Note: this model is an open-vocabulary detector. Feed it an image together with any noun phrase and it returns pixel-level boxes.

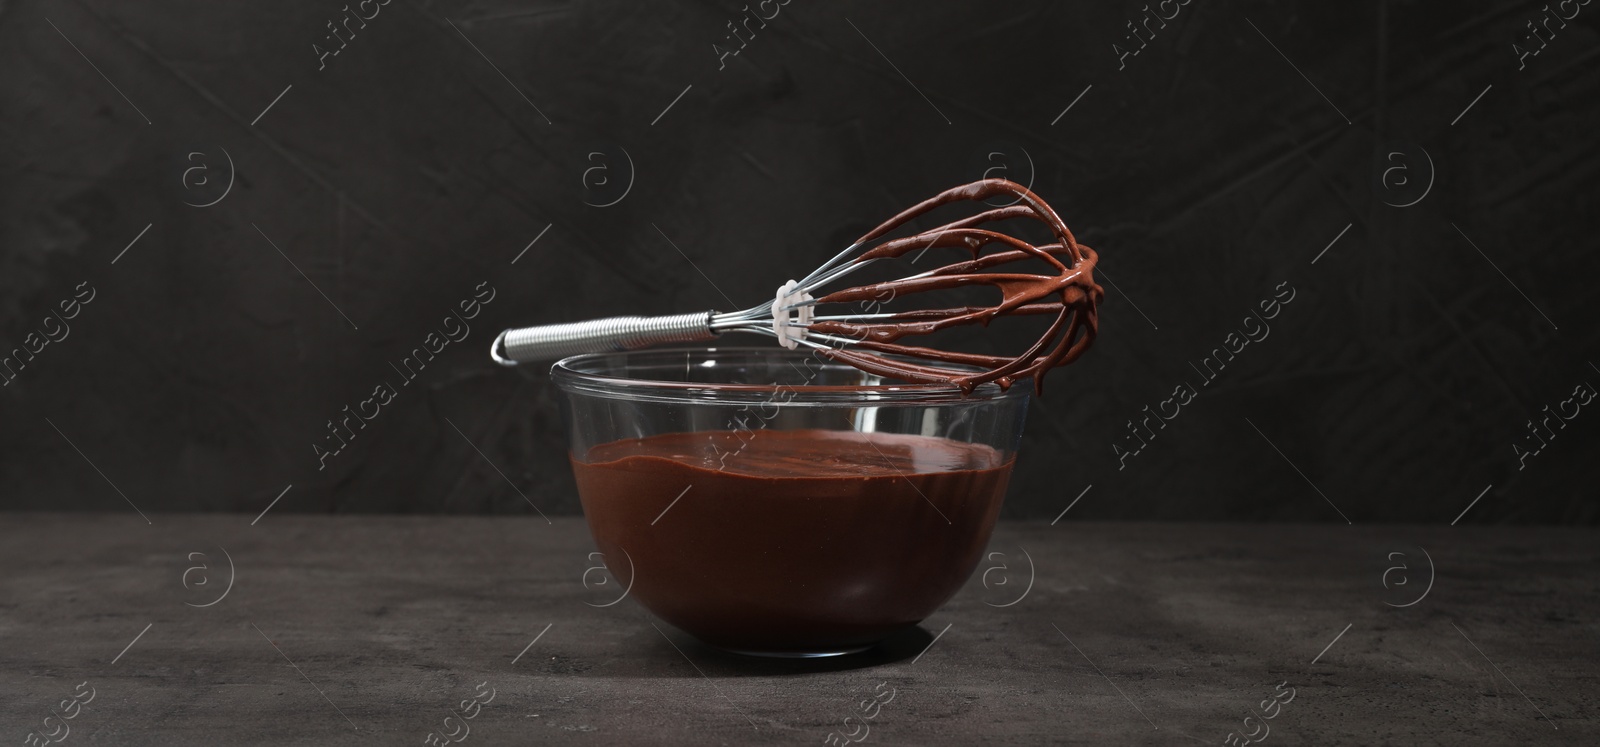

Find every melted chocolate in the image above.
[811,179,1103,394]
[572,429,1013,654]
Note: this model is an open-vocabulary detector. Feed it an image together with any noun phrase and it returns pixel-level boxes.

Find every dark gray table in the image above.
[1,515,1593,745]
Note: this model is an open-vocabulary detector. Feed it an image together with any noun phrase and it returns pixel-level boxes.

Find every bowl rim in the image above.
[549,346,1034,405]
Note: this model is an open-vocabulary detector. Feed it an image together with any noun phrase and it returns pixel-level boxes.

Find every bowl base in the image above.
[716,644,873,659]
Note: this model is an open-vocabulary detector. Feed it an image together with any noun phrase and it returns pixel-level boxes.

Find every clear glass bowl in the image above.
[553,346,1030,657]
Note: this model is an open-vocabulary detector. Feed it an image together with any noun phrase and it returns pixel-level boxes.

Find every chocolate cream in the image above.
[572,429,1013,654]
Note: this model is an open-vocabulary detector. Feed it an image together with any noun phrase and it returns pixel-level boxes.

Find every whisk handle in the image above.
[490,311,719,365]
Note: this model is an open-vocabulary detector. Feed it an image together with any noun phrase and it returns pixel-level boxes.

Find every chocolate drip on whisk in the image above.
[791,179,1102,393]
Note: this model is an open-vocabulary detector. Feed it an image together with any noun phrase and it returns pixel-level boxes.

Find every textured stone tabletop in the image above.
[1,515,1594,745]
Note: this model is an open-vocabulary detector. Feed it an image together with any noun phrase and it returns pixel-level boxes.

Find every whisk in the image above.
[490,178,1103,392]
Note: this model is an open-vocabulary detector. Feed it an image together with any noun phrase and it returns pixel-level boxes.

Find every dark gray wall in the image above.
[2,0,1596,522]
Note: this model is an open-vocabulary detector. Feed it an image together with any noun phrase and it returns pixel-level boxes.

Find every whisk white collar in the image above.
[772,280,814,350]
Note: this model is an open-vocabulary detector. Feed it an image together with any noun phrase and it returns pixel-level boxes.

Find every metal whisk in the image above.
[490,179,1103,392]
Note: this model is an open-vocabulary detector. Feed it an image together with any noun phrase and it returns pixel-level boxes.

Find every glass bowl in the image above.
[553,346,1030,657]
